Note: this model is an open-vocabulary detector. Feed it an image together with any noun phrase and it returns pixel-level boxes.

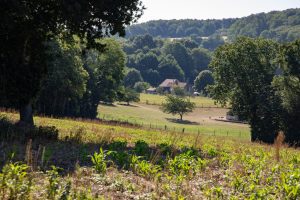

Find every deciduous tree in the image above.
[0,0,144,125]
[161,95,195,121]
[210,37,281,143]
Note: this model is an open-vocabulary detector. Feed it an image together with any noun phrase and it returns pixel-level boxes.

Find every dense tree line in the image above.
[0,0,144,125]
[36,37,126,118]
[210,37,300,145]
[122,34,212,87]
[126,8,300,42]
[126,19,236,38]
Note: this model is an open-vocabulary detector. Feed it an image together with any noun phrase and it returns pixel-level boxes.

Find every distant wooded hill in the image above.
[126,8,300,42]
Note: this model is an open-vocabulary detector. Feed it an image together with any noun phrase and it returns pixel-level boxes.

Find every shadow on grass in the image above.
[0,115,199,174]
[99,102,116,107]
[117,103,139,107]
[166,118,200,125]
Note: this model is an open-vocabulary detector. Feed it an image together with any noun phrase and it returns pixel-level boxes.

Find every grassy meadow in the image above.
[139,93,222,108]
[98,96,250,139]
[1,112,300,199]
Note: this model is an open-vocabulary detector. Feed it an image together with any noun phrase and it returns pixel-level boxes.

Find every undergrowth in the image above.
[0,113,300,199]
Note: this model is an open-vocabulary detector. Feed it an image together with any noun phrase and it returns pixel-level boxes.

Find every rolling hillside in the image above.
[126,8,300,42]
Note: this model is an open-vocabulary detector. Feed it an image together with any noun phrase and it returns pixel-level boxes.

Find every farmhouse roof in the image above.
[159,79,187,88]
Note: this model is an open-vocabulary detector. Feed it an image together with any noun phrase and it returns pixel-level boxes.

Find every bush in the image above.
[134,82,150,93]
[161,95,195,120]
[89,148,109,175]
[0,162,32,199]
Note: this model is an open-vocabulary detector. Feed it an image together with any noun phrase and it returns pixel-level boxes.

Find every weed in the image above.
[130,155,161,179]
[109,140,127,151]
[134,140,150,156]
[89,148,109,175]
[47,165,62,200]
[274,131,285,162]
[0,162,32,200]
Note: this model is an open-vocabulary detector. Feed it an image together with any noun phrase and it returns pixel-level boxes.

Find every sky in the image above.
[138,0,300,23]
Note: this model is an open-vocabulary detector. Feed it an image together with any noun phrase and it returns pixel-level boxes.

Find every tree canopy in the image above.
[273,39,300,144]
[161,95,195,121]
[210,37,281,143]
[0,0,144,125]
[126,8,300,42]
[194,70,214,96]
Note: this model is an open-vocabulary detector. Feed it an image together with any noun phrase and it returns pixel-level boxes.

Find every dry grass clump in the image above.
[274,131,285,162]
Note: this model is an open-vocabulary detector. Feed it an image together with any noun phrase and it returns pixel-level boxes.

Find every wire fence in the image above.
[99,114,249,140]
[139,100,225,108]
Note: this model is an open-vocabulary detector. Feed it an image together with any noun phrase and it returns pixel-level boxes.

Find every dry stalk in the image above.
[274,131,285,162]
[25,139,33,169]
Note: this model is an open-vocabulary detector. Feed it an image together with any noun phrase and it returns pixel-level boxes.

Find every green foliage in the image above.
[119,88,140,105]
[126,8,300,42]
[126,19,235,38]
[161,95,195,120]
[109,140,128,152]
[133,140,150,156]
[0,162,32,200]
[135,52,159,72]
[36,36,88,117]
[47,166,62,200]
[130,155,161,179]
[89,148,109,175]
[193,70,214,96]
[171,86,186,97]
[168,151,206,177]
[158,55,185,82]
[36,37,127,118]
[86,38,126,104]
[273,39,300,144]
[108,140,130,169]
[134,82,150,93]
[0,0,144,125]
[210,37,282,143]
[191,48,211,73]
[1,113,300,198]
[202,35,225,51]
[163,42,194,81]
[124,68,143,88]
[228,9,300,42]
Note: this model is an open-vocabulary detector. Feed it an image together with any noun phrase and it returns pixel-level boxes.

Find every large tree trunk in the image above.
[20,103,34,126]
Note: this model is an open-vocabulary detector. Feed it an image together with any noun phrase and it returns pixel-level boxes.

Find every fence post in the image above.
[227,131,229,136]
[182,128,185,133]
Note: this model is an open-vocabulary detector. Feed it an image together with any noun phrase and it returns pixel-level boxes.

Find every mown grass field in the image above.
[1,112,300,199]
[98,102,250,139]
[139,93,223,108]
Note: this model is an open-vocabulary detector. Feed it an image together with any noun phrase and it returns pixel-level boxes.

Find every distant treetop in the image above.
[126,8,300,42]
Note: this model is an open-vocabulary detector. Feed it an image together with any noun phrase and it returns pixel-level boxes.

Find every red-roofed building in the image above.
[159,79,187,93]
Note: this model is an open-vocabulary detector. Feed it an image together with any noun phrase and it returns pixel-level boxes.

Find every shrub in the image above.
[133,140,150,156]
[89,148,109,175]
[0,162,32,199]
